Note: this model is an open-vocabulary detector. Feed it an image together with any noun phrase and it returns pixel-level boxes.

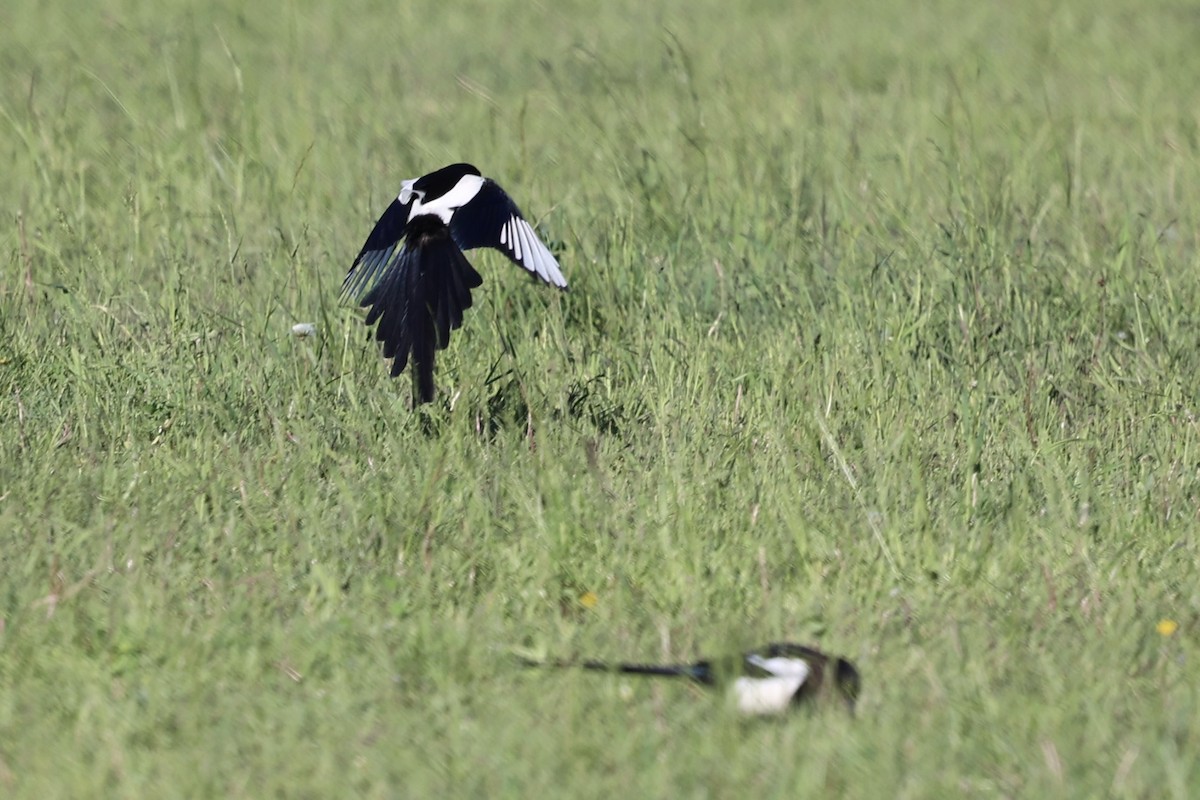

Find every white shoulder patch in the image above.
[747,655,812,678]
[398,178,418,205]
[409,174,486,225]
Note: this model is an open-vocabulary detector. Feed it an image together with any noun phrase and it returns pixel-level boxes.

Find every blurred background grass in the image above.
[2,0,1199,796]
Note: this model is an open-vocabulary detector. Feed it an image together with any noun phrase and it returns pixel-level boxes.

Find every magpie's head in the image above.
[402,163,482,204]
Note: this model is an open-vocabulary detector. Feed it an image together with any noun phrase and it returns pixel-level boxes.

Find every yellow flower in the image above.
[1156,619,1178,637]
[579,591,599,609]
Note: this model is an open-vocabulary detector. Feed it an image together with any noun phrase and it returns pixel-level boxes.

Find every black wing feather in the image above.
[449,180,568,289]
[341,197,413,303]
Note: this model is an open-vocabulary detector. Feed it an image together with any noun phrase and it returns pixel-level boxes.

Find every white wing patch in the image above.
[500,215,567,288]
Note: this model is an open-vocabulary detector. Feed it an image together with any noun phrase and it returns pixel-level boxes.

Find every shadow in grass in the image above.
[560,374,648,436]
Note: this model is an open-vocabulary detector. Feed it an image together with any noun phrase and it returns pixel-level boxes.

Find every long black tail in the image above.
[360,223,483,404]
[522,656,715,685]
[580,659,715,683]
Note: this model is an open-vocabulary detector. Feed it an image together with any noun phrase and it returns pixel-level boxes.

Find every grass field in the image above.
[3,0,1200,796]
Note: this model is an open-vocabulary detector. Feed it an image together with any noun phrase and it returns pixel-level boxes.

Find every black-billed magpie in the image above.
[341,163,567,403]
[527,643,860,715]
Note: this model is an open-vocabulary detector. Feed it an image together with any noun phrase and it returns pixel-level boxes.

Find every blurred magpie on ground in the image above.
[341,163,567,403]
[526,642,860,715]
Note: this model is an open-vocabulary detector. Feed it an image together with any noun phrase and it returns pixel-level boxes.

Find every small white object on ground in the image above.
[291,323,316,338]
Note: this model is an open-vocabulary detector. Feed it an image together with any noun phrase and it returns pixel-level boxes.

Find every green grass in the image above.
[3,0,1200,795]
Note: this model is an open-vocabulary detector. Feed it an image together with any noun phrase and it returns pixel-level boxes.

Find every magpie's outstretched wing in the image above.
[449,180,568,289]
[340,196,414,303]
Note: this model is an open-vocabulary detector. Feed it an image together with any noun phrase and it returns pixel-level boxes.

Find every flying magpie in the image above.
[341,163,567,403]
[527,642,860,715]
